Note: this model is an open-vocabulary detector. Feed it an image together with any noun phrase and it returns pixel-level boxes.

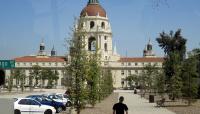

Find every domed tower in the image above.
[75,0,118,63]
[143,39,155,57]
[38,39,46,56]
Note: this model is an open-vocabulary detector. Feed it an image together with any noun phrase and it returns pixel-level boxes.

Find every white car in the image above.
[53,93,72,107]
[47,94,72,107]
[14,98,56,114]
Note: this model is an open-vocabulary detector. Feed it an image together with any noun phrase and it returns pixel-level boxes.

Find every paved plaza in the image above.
[115,90,175,114]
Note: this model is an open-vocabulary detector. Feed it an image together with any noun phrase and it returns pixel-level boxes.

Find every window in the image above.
[42,62,45,66]
[104,36,107,40]
[90,21,95,29]
[88,37,96,51]
[101,22,105,29]
[80,22,84,28]
[121,62,124,66]
[23,63,26,66]
[135,70,138,74]
[135,63,138,66]
[29,99,40,105]
[105,56,108,60]
[121,70,124,75]
[128,62,131,66]
[128,70,131,76]
[49,63,51,66]
[142,63,145,66]
[104,43,108,51]
[18,99,29,105]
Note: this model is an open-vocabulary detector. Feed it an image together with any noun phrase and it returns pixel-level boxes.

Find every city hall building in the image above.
[3,0,164,88]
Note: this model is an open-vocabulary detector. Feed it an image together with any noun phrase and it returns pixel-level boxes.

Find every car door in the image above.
[28,99,43,114]
[18,99,31,114]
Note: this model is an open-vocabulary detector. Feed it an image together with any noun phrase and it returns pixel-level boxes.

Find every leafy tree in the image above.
[13,69,26,92]
[138,64,158,94]
[100,69,113,99]
[66,25,88,114]
[156,29,187,100]
[46,70,59,88]
[8,70,14,92]
[154,70,165,97]
[167,52,183,100]
[86,52,101,107]
[125,74,138,89]
[188,48,200,98]
[30,65,41,88]
[181,56,198,105]
[156,29,187,80]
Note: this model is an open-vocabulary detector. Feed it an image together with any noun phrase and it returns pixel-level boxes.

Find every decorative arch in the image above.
[88,37,96,51]
[101,22,105,29]
[104,43,108,51]
[90,21,95,29]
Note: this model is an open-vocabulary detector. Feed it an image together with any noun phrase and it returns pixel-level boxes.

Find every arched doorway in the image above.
[88,37,96,51]
[0,69,5,86]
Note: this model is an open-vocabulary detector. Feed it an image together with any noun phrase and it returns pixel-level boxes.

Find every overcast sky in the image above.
[0,0,200,59]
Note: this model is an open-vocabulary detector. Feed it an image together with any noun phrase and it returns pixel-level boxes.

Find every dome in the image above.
[80,3,106,17]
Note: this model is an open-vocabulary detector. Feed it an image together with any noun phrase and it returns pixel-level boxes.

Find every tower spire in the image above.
[88,0,99,4]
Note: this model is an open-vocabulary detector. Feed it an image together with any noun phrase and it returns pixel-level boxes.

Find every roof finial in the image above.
[88,0,99,4]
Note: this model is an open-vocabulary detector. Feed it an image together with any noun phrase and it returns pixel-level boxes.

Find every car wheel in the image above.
[44,109,52,114]
[14,109,21,114]
[56,107,62,113]
[66,102,72,107]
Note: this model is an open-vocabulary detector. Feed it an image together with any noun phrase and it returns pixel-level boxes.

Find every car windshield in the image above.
[63,94,68,98]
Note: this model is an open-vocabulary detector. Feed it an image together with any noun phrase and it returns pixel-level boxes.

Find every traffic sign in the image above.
[0,60,15,69]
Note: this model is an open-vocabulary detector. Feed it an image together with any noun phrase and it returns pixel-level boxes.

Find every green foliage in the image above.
[181,57,198,105]
[156,29,187,100]
[125,74,138,89]
[138,64,159,93]
[67,26,88,114]
[40,69,59,88]
[86,52,101,107]
[13,69,26,92]
[188,48,200,98]
[30,65,41,88]
[8,70,14,92]
[156,29,187,80]
[100,69,113,98]
[154,70,165,96]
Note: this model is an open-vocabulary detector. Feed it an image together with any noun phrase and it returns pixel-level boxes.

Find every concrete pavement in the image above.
[115,90,176,114]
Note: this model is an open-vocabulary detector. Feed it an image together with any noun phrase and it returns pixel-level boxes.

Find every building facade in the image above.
[3,0,164,89]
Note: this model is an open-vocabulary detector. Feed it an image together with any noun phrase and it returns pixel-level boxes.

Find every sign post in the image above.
[0,60,15,69]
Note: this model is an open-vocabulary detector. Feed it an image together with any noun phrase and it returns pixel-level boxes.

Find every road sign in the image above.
[0,60,15,69]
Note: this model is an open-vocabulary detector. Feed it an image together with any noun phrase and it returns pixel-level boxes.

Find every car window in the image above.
[18,99,29,105]
[63,94,68,98]
[28,99,40,105]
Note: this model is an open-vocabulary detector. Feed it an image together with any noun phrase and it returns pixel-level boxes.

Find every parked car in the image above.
[44,94,71,107]
[26,95,66,113]
[14,98,56,114]
[52,93,72,107]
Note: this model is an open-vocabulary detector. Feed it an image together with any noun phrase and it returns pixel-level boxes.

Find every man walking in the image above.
[113,96,128,114]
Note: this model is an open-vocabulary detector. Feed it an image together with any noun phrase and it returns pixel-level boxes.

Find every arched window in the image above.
[104,43,108,51]
[88,37,96,51]
[101,22,105,29]
[90,21,95,29]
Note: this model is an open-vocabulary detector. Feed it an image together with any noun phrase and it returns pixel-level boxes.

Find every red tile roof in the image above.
[14,56,66,62]
[119,57,164,62]
[80,4,106,17]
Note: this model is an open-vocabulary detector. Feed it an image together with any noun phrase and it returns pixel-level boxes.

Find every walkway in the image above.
[115,90,176,114]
